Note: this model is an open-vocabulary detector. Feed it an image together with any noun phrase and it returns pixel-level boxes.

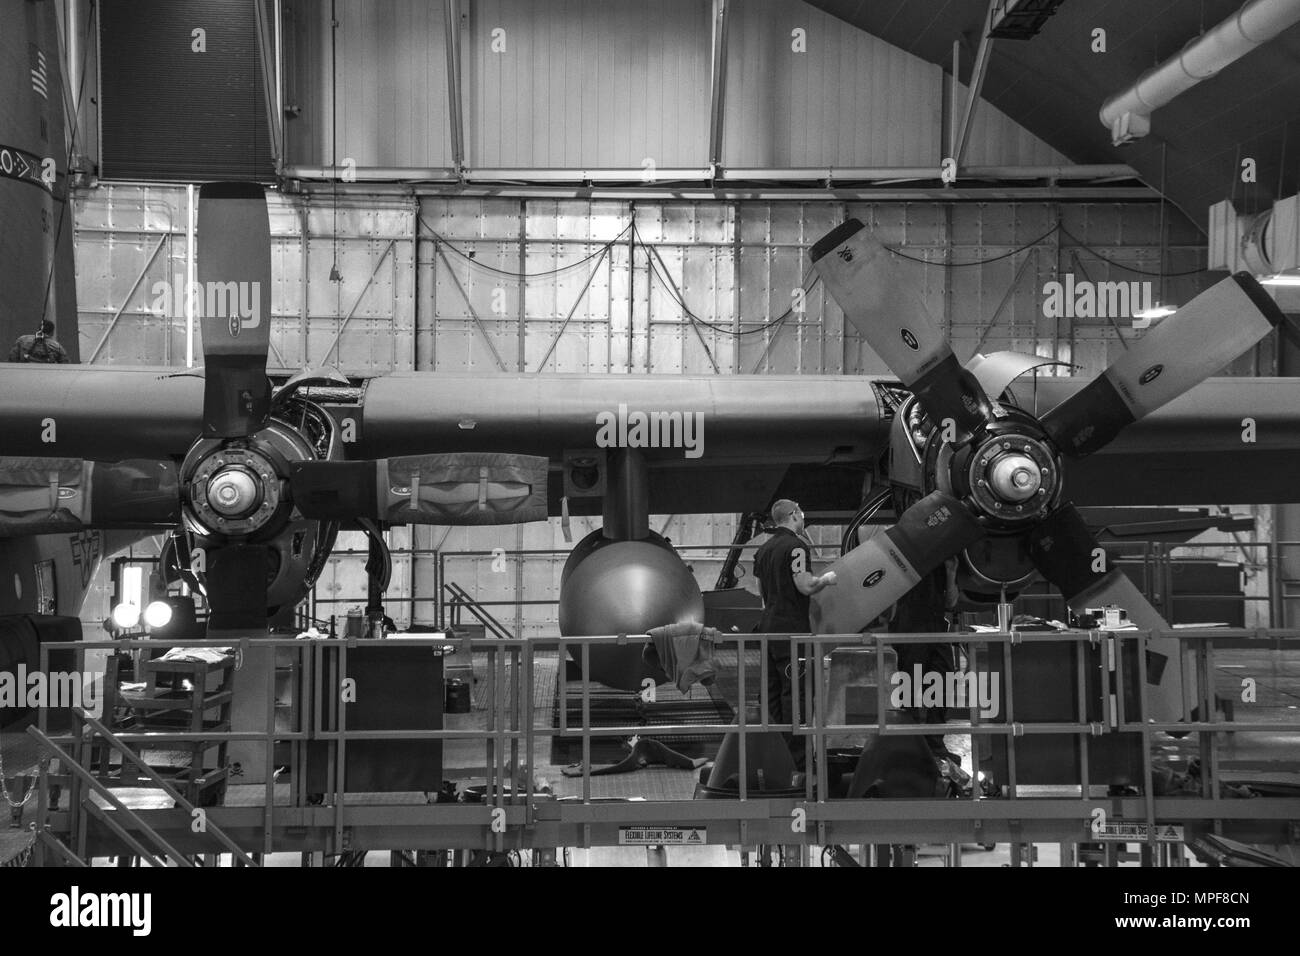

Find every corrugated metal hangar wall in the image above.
[77,191,1213,377]
[71,0,1269,633]
[282,0,1067,171]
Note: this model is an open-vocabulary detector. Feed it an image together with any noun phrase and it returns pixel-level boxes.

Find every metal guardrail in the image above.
[423,540,1300,630]
[21,627,1300,862]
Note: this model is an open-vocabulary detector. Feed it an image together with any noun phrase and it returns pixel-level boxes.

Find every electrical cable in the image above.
[1059,226,1209,277]
[419,216,630,278]
[634,223,818,336]
[840,487,894,557]
[640,238,722,368]
[885,223,1061,267]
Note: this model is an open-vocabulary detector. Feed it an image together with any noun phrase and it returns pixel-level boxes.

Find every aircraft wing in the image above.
[2,366,1299,512]
[0,366,890,516]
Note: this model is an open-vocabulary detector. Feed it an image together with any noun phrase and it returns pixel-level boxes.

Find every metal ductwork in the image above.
[1100,0,1300,145]
[1208,193,1300,274]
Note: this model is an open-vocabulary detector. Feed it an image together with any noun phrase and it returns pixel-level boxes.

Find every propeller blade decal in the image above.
[811,218,993,436]
[1028,503,1188,724]
[197,182,273,438]
[1042,273,1285,457]
[811,491,984,635]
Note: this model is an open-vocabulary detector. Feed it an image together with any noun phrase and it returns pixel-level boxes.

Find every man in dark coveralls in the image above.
[753,499,837,767]
[8,319,70,363]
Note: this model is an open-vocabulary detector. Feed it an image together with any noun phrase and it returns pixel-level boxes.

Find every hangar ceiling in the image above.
[807,0,1300,232]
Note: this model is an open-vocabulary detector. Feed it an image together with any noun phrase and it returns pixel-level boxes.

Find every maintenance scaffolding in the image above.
[13,626,1300,867]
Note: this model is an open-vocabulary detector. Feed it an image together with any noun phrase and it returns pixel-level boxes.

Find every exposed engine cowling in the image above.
[558,529,704,692]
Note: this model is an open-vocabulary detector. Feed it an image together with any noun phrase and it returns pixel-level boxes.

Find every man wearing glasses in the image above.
[753,500,837,768]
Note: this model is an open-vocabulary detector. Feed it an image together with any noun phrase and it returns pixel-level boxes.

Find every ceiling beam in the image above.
[707,0,731,171]
[283,163,1139,184]
[953,0,1001,166]
[287,181,1158,203]
[444,0,465,175]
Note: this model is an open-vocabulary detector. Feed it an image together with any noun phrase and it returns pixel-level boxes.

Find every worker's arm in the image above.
[789,545,837,596]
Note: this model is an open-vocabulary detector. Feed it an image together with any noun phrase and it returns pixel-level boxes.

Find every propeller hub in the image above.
[184,445,283,536]
[988,454,1041,502]
[957,425,1061,528]
[208,468,260,516]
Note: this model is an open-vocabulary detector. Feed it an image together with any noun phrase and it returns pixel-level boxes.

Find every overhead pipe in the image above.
[284,165,460,181]
[1100,0,1300,145]
[466,167,716,182]
[288,181,1157,203]
[282,163,1137,185]
[720,164,1139,181]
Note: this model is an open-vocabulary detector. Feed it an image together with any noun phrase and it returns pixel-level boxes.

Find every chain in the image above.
[0,739,45,810]
[2,840,34,868]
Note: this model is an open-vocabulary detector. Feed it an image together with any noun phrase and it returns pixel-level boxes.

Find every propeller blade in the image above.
[811,218,993,436]
[0,457,178,535]
[811,491,984,635]
[1027,503,1188,725]
[203,543,271,632]
[197,182,273,438]
[289,452,549,526]
[1042,273,1285,457]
